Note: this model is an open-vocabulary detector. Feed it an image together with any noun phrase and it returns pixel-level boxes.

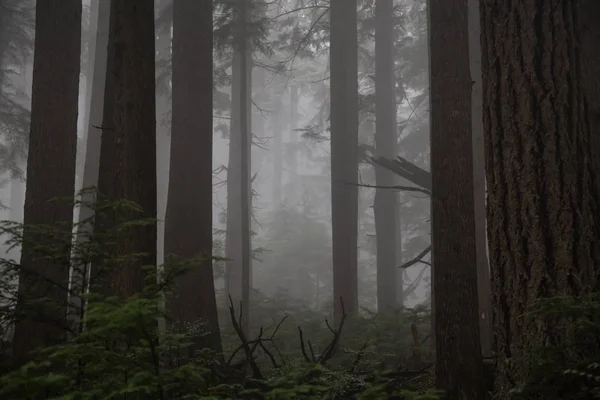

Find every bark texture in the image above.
[375,0,399,313]
[165,0,222,353]
[12,0,82,363]
[480,0,600,395]
[96,0,157,298]
[578,0,600,189]
[330,0,359,321]
[429,0,486,398]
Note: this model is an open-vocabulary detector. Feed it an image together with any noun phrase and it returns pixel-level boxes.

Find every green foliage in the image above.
[0,195,436,399]
[511,294,600,399]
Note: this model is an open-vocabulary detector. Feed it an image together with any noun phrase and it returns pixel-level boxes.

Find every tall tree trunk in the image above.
[226,0,252,333]
[467,0,492,358]
[578,0,600,187]
[480,1,600,396]
[69,0,111,330]
[165,0,222,354]
[374,0,398,313]
[288,85,299,181]
[12,0,82,364]
[156,0,172,272]
[155,0,172,335]
[271,105,283,206]
[429,0,486,397]
[330,0,359,321]
[95,0,157,298]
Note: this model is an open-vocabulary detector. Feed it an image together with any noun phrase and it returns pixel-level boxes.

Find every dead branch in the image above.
[298,326,311,363]
[226,314,288,371]
[228,296,263,379]
[296,297,348,366]
[398,245,432,269]
[349,340,369,373]
[370,156,431,191]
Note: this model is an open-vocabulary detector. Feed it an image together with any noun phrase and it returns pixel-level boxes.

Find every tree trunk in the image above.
[226,0,252,334]
[429,0,486,398]
[288,85,299,181]
[271,105,283,206]
[156,0,172,272]
[69,0,111,330]
[165,0,222,354]
[578,0,600,188]
[95,0,157,298]
[467,0,492,358]
[480,1,600,396]
[12,0,82,364]
[374,0,398,313]
[330,0,359,321]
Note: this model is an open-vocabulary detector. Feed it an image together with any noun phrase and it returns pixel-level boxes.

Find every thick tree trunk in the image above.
[374,0,398,313]
[330,0,359,321]
[96,0,157,298]
[69,0,111,330]
[165,0,222,354]
[480,1,600,396]
[226,0,252,333]
[429,0,486,398]
[578,0,600,188]
[12,0,82,363]
[467,0,492,358]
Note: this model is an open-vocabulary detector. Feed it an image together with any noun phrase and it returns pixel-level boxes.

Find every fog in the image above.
[0,0,431,315]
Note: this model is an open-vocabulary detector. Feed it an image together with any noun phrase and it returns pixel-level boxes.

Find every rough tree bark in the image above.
[375,0,398,313]
[578,0,600,187]
[95,0,157,298]
[429,0,486,398]
[12,0,82,363]
[165,0,222,354]
[330,0,359,321]
[480,1,600,396]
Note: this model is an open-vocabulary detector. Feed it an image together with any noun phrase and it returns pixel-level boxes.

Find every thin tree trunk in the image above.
[272,106,283,206]
[467,0,492,358]
[95,0,157,298]
[226,0,252,334]
[374,0,398,313]
[165,0,222,354]
[69,0,111,330]
[288,85,299,180]
[480,1,600,396]
[156,0,171,272]
[330,0,359,321]
[429,0,486,397]
[12,0,82,364]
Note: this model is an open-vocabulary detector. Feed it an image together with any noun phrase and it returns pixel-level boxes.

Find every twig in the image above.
[349,340,369,373]
[298,326,311,363]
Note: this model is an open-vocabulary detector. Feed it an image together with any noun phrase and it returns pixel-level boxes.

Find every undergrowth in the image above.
[0,194,438,399]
